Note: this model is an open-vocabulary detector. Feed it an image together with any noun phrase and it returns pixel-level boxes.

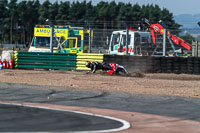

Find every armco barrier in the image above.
[76,53,104,70]
[14,51,77,70]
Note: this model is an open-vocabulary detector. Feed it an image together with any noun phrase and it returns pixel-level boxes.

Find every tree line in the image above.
[0,0,180,45]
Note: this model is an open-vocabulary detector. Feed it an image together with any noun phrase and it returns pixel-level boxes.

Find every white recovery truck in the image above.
[108,30,153,55]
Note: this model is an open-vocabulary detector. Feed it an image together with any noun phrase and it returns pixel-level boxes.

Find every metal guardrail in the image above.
[14,51,77,70]
[76,53,104,70]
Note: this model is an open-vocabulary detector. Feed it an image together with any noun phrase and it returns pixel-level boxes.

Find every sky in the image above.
[37,0,200,15]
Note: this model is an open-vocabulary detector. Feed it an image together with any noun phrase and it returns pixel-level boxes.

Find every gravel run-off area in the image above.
[0,69,200,98]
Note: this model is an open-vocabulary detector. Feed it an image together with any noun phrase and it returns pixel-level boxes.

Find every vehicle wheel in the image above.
[116,68,128,76]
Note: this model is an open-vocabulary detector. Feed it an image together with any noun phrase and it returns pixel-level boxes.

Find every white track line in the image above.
[0,101,131,133]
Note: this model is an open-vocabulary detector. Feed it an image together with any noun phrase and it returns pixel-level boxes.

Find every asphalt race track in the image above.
[0,104,127,132]
[0,82,200,132]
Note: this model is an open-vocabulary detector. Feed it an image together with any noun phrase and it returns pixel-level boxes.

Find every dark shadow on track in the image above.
[0,104,123,132]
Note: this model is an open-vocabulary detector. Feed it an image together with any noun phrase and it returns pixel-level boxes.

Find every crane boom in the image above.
[143,18,192,51]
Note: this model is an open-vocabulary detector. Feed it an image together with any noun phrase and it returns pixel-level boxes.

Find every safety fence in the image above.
[14,51,77,70]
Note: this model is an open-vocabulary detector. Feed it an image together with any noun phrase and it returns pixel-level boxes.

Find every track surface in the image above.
[0,103,125,132]
[0,82,200,132]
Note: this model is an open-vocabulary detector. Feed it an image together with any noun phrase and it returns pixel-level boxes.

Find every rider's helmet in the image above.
[85,61,91,68]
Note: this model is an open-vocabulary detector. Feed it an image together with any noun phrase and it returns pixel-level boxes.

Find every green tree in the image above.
[85,1,96,21]
[130,4,141,30]
[108,1,117,29]
[8,0,18,43]
[96,1,109,29]
[131,4,141,21]
[55,1,70,24]
[32,0,40,26]
[69,1,88,26]
[17,0,40,45]
[149,4,161,22]
[0,0,8,43]
[49,1,59,21]
[39,0,51,23]
[26,0,40,43]
[18,0,28,44]
[116,2,126,28]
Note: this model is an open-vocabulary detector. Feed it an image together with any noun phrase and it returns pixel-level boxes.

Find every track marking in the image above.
[0,101,130,133]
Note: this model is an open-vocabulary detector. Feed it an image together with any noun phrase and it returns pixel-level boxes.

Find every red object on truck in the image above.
[143,18,192,50]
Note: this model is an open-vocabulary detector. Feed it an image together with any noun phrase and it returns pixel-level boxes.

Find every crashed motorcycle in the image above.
[86,61,128,75]
[105,63,129,75]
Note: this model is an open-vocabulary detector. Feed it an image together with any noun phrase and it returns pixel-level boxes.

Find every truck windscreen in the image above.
[33,37,58,47]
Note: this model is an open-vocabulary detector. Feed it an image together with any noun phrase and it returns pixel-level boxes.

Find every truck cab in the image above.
[109,30,152,55]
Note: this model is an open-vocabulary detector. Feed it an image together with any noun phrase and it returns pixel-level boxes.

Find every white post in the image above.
[50,27,53,53]
[89,27,91,53]
[163,29,166,56]
[46,19,54,53]
[126,27,129,55]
